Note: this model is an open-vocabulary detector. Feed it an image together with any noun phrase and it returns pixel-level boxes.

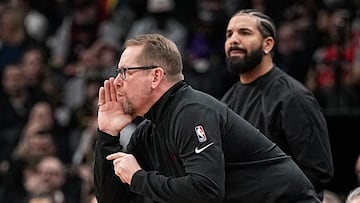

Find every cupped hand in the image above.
[97,78,133,136]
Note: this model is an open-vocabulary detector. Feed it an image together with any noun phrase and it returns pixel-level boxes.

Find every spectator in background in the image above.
[126,0,188,55]
[47,0,103,70]
[0,122,57,202]
[35,155,78,203]
[20,46,63,107]
[69,115,97,203]
[221,9,334,200]
[8,0,49,45]
[57,39,120,134]
[275,21,310,82]
[274,2,319,84]
[61,39,119,111]
[67,75,100,203]
[0,100,67,202]
[97,0,138,51]
[0,7,37,70]
[25,101,71,163]
[305,8,357,110]
[3,99,95,203]
[21,46,49,92]
[184,0,235,99]
[0,64,48,173]
[14,122,57,163]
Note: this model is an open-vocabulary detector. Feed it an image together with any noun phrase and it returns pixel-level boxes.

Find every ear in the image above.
[151,68,165,88]
[263,36,274,55]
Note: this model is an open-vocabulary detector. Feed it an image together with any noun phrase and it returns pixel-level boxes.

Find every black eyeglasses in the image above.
[115,65,158,80]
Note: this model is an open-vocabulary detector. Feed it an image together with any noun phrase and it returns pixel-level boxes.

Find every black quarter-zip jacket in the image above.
[94,81,320,203]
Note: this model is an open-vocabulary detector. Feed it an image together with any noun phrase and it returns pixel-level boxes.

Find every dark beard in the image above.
[226,46,263,74]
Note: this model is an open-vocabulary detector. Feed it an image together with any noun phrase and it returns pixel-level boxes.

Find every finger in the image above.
[98,87,105,106]
[104,80,111,102]
[109,78,117,102]
[106,152,127,160]
[114,165,125,183]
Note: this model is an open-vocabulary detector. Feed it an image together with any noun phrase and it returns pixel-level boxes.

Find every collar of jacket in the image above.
[144,80,188,125]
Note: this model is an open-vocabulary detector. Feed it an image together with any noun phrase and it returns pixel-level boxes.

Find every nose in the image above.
[228,33,240,46]
[113,74,123,86]
[225,33,240,55]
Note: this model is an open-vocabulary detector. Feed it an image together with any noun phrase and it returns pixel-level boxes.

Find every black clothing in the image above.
[221,67,334,196]
[94,81,320,203]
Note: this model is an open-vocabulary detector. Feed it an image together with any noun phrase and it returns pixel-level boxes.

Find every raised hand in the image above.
[97,78,133,136]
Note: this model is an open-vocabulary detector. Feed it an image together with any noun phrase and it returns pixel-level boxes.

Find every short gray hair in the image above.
[124,33,184,81]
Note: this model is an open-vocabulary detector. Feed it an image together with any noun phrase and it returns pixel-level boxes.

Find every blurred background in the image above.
[0,0,359,202]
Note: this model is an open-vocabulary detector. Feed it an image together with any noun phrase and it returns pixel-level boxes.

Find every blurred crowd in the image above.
[0,0,360,202]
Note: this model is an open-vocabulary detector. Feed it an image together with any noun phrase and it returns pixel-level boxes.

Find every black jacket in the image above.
[94,81,320,203]
[221,67,334,195]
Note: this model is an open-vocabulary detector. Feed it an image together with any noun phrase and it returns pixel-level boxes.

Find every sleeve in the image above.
[94,130,135,203]
[282,91,334,191]
[129,104,225,203]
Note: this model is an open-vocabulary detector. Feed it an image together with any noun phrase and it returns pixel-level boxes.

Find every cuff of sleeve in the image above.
[97,129,123,150]
[129,169,145,193]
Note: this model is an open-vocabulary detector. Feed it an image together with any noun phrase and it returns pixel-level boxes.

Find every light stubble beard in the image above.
[122,100,135,116]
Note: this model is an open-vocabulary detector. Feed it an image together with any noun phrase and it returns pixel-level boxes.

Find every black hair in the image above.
[234,9,277,41]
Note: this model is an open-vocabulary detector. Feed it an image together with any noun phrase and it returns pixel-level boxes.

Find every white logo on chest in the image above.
[195,143,214,154]
[195,125,207,142]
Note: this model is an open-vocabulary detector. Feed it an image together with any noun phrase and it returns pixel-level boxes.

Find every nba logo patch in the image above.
[195,125,207,142]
